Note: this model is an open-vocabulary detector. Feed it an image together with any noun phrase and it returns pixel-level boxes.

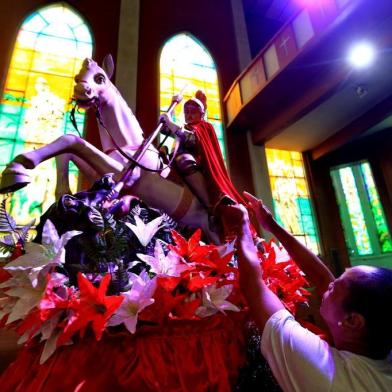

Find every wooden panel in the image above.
[275,24,298,69]
[226,83,242,124]
[240,56,266,104]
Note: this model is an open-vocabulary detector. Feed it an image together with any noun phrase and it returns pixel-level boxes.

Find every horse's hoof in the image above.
[0,162,31,193]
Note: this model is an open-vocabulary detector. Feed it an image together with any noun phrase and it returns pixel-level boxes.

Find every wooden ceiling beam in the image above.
[311,93,392,160]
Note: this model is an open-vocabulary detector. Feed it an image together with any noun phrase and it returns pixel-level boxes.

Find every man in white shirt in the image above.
[222,192,392,392]
[262,309,392,391]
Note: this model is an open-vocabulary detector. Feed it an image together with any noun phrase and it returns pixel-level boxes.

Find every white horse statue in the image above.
[0,57,219,243]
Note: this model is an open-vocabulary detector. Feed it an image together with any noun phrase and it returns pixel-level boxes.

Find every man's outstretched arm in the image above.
[222,204,284,331]
[243,192,334,297]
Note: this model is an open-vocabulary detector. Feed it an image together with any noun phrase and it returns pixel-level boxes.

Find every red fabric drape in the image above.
[1,313,246,392]
[191,121,244,207]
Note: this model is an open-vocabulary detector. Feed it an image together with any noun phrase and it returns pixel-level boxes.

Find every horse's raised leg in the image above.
[55,154,73,198]
[55,153,102,198]
[0,134,123,193]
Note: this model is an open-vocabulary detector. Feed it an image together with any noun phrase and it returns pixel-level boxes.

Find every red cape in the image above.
[191,121,244,207]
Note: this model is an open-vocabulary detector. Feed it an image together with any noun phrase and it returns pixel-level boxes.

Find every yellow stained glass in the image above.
[338,166,372,255]
[0,4,93,225]
[159,33,226,161]
[266,148,320,254]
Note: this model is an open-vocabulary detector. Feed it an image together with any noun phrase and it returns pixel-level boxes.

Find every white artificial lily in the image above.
[4,282,46,324]
[125,215,164,247]
[0,269,30,290]
[136,241,189,277]
[0,270,35,320]
[39,329,63,365]
[108,271,156,333]
[17,311,63,345]
[3,272,68,325]
[270,241,291,264]
[17,310,72,365]
[39,325,73,365]
[4,220,81,287]
[12,273,72,363]
[196,284,240,318]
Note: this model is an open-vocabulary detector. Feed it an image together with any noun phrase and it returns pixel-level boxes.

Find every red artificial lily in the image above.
[204,249,237,276]
[168,230,237,290]
[172,298,202,320]
[186,271,219,292]
[156,276,182,292]
[39,278,74,321]
[57,273,123,346]
[139,286,185,324]
[169,229,215,263]
[157,267,216,294]
[260,240,310,316]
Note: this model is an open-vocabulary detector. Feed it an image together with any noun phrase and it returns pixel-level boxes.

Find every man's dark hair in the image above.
[342,266,392,359]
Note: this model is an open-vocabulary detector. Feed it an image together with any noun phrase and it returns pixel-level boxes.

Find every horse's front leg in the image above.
[0,135,123,193]
[55,154,73,198]
[55,153,103,198]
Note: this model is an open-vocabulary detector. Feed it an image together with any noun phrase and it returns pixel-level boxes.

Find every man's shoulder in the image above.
[331,351,392,391]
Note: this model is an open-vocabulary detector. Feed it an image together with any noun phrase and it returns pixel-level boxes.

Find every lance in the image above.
[105,93,184,203]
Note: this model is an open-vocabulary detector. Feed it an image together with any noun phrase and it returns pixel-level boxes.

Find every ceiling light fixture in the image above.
[348,42,376,68]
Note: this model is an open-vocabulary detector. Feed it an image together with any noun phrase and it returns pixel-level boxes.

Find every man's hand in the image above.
[219,203,251,239]
[223,202,286,331]
[243,191,275,232]
[244,193,335,294]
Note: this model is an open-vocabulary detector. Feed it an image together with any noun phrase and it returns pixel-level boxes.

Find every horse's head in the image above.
[73,55,115,108]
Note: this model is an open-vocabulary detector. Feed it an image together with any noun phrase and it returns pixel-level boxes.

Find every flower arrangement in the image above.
[0,198,310,364]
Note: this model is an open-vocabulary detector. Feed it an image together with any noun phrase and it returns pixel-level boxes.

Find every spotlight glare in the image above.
[348,43,376,68]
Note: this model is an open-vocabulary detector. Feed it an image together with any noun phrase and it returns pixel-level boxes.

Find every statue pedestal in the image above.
[1,313,247,392]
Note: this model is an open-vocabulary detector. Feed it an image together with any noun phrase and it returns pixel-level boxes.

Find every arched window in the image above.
[159,33,226,161]
[330,161,392,268]
[0,3,93,224]
[265,148,320,254]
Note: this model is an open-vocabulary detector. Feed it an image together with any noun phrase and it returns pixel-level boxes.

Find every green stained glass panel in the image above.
[0,140,14,165]
[339,167,372,255]
[360,162,392,253]
[266,149,320,254]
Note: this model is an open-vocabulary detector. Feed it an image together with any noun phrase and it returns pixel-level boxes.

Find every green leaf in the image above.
[0,236,16,253]
[18,219,36,245]
[0,199,16,232]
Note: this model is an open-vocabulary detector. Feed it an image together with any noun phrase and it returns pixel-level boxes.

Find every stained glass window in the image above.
[360,162,392,253]
[159,33,226,161]
[331,161,392,263]
[265,148,320,254]
[0,4,93,225]
[338,167,372,255]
